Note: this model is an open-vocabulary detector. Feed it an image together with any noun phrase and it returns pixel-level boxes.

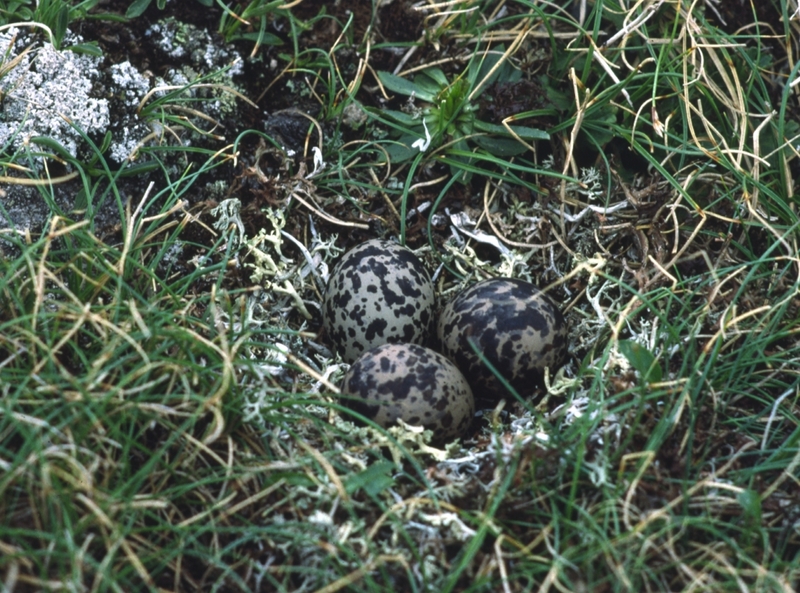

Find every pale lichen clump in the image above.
[145,17,243,76]
[0,21,246,171]
[145,18,244,119]
[0,28,155,167]
[0,28,109,162]
[107,60,153,162]
[205,196,347,429]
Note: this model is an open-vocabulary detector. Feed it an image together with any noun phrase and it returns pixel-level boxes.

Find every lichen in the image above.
[0,28,109,162]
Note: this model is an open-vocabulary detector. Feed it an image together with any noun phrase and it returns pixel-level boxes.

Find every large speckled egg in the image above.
[340,343,474,441]
[437,277,567,405]
[323,239,435,363]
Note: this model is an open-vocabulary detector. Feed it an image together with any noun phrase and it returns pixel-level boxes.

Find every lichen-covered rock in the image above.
[438,277,567,405]
[340,343,474,441]
[323,239,435,363]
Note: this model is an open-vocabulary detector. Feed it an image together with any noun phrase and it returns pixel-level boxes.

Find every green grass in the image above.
[1,0,799,591]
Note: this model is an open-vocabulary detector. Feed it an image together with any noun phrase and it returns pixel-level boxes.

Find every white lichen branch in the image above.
[412,118,432,152]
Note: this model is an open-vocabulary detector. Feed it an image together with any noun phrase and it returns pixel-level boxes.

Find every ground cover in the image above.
[0,0,799,591]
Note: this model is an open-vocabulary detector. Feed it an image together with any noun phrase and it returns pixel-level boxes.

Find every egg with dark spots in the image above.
[437,277,567,405]
[340,343,475,441]
[323,239,435,363]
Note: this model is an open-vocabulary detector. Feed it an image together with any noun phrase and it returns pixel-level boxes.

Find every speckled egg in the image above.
[340,343,475,441]
[437,277,567,405]
[323,239,435,363]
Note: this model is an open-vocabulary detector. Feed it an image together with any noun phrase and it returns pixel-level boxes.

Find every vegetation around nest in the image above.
[1,0,799,591]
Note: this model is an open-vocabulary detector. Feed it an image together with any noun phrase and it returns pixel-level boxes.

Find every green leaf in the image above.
[471,135,528,156]
[344,461,395,497]
[380,109,420,126]
[507,125,549,141]
[617,340,663,384]
[125,0,152,18]
[116,161,160,177]
[383,137,420,163]
[240,0,283,17]
[54,5,69,46]
[99,131,113,153]
[273,472,315,488]
[738,489,762,525]
[377,71,435,102]
[413,73,446,101]
[31,136,74,161]
[84,12,130,23]
[71,0,102,14]
[473,120,549,140]
[417,67,449,89]
[581,105,618,146]
[470,45,519,90]
[73,188,88,212]
[473,46,502,84]
[66,42,104,57]
[230,32,283,45]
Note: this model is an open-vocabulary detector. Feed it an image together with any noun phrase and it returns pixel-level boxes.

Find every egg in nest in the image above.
[323,239,435,363]
[339,343,475,441]
[437,277,567,405]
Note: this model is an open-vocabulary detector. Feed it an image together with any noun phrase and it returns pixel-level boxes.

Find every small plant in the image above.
[1,0,111,51]
[375,46,549,175]
[125,0,213,18]
[127,0,289,53]
[218,0,285,48]
[33,0,93,48]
